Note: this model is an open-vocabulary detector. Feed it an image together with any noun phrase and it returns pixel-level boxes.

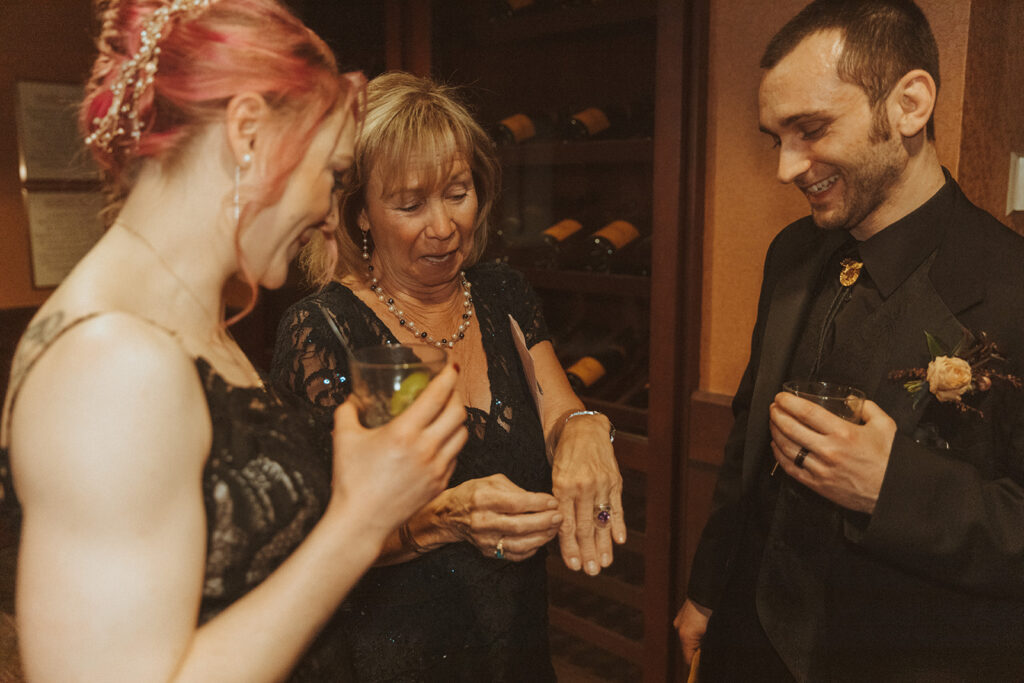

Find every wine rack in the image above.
[427,1,706,680]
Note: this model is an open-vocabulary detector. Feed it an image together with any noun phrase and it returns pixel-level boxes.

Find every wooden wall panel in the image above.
[681,391,731,583]
[958,0,1024,236]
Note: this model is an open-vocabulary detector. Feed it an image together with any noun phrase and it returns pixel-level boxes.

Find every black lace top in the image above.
[0,315,335,680]
[270,262,557,682]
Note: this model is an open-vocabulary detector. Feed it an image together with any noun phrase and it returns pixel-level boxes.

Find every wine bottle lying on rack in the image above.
[562,102,654,141]
[581,219,642,272]
[492,111,558,145]
[564,329,632,395]
[534,218,588,269]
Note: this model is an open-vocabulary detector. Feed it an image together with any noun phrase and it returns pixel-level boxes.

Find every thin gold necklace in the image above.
[116,221,265,389]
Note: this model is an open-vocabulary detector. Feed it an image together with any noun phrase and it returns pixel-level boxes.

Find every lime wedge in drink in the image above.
[389,371,431,417]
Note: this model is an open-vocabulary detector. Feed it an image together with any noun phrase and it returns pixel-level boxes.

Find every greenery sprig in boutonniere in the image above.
[889,330,1022,418]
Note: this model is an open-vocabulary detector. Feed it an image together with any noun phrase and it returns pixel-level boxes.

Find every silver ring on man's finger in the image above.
[794,447,810,469]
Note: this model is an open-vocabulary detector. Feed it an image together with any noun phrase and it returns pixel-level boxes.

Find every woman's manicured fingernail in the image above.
[586,561,598,575]
[570,557,581,571]
[601,553,610,566]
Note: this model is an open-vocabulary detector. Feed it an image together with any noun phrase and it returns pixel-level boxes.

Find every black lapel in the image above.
[928,188,986,318]
[741,229,848,486]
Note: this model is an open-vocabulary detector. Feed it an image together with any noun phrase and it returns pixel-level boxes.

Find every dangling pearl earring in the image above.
[235,154,252,226]
[362,230,371,262]
[234,165,241,226]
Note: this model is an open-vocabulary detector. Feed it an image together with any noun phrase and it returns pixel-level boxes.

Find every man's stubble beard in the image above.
[812,132,904,233]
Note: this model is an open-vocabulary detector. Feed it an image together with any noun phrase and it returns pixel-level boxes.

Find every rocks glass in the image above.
[350,344,447,427]
[783,380,866,423]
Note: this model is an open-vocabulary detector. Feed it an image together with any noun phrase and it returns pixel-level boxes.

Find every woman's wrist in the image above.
[562,409,615,443]
[393,491,461,555]
[318,496,392,565]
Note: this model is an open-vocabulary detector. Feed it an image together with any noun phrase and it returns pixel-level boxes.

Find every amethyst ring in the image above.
[595,503,612,527]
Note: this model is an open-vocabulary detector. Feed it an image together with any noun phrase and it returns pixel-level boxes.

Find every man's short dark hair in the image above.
[761,0,940,140]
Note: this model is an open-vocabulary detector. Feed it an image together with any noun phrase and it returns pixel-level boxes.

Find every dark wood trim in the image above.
[384,0,432,76]
[609,431,648,474]
[384,1,403,72]
[643,0,709,679]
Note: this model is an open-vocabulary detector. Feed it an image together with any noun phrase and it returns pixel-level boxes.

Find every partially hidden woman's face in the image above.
[245,107,356,289]
[362,156,478,290]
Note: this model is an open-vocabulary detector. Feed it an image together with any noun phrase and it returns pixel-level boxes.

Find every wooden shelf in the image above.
[476,0,656,44]
[583,398,647,439]
[549,607,643,665]
[498,138,653,167]
[547,556,644,609]
[520,267,650,298]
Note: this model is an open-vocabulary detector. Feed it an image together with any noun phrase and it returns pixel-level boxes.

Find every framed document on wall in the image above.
[15,81,100,183]
[22,190,106,288]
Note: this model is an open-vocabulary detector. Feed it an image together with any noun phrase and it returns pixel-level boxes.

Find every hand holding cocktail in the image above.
[330,360,466,538]
[769,381,897,514]
[349,344,449,427]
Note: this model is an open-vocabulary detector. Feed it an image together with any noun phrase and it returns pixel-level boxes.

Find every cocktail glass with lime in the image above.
[349,344,448,427]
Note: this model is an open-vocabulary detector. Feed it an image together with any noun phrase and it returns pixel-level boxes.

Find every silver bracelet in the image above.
[564,409,615,443]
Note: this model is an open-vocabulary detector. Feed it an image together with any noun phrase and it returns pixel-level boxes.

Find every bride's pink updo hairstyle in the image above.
[80,0,363,315]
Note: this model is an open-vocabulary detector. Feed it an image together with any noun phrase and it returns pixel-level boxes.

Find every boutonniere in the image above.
[889,330,1022,417]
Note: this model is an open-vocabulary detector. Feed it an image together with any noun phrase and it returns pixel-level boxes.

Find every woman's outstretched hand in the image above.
[329,364,467,538]
[551,413,625,576]
[434,473,562,562]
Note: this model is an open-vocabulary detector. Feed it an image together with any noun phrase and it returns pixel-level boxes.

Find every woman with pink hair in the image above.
[0,1,465,680]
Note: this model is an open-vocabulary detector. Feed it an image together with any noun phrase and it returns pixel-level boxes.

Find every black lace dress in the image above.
[0,314,337,681]
[270,261,557,682]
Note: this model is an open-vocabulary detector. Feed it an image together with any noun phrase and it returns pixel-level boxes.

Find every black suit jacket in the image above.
[688,177,1024,682]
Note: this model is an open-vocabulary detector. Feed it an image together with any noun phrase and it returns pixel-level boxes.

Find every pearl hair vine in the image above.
[85,0,218,153]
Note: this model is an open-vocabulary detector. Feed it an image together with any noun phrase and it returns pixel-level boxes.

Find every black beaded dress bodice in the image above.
[190,357,334,627]
[0,314,335,680]
[271,261,557,682]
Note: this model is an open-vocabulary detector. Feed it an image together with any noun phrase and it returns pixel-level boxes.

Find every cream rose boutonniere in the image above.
[925,356,973,402]
[890,330,1021,417]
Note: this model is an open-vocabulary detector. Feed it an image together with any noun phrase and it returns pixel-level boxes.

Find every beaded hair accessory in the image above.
[85,0,218,153]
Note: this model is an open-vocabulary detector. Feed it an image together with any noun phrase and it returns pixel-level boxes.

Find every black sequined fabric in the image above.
[271,262,557,682]
[191,357,334,627]
[0,316,337,680]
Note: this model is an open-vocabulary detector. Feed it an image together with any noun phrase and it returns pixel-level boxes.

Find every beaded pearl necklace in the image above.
[367,264,474,349]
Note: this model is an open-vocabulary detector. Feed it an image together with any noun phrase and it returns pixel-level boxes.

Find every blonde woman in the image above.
[271,72,626,680]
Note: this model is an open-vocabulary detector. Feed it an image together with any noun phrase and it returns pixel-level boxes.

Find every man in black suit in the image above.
[674,1,1024,680]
